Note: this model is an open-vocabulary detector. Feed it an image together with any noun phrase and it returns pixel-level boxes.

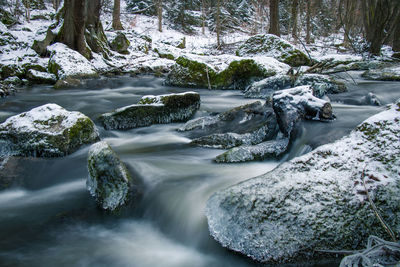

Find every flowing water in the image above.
[0,73,399,267]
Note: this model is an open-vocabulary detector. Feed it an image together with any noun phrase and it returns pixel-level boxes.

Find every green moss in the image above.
[214,59,272,89]
[282,50,311,67]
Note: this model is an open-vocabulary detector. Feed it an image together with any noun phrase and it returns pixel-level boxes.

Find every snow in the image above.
[48,43,97,79]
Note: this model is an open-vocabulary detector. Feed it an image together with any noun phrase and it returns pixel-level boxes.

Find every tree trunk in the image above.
[201,0,205,34]
[362,0,400,56]
[112,0,124,30]
[306,0,311,44]
[291,0,298,41]
[393,16,400,52]
[269,0,280,36]
[53,0,60,10]
[216,0,221,49]
[61,0,88,57]
[25,0,30,22]
[85,0,109,56]
[156,0,162,32]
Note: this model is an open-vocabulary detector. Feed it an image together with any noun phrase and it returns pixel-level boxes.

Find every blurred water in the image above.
[0,74,399,267]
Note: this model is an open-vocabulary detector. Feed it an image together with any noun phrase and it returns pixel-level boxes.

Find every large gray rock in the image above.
[180,101,279,144]
[206,99,400,263]
[294,74,347,98]
[214,138,289,163]
[236,34,311,67]
[0,104,99,157]
[87,141,134,211]
[100,92,200,130]
[272,86,334,137]
[244,74,346,99]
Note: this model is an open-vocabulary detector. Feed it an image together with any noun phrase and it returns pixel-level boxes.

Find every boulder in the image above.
[47,43,98,81]
[100,92,200,130]
[294,74,347,98]
[109,32,130,54]
[362,66,400,81]
[361,92,381,106]
[0,104,99,157]
[179,101,279,143]
[214,138,289,163]
[26,69,57,84]
[206,99,400,263]
[236,34,311,67]
[244,74,292,99]
[165,56,277,89]
[272,86,334,137]
[244,74,346,99]
[191,124,274,149]
[87,141,135,211]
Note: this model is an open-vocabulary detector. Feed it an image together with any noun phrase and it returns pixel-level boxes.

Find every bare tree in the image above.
[154,0,162,32]
[201,0,206,34]
[269,0,280,36]
[305,0,311,44]
[53,0,60,10]
[112,0,124,30]
[216,0,221,48]
[291,0,299,41]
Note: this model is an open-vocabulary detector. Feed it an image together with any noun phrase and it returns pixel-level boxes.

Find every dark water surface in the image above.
[0,74,399,267]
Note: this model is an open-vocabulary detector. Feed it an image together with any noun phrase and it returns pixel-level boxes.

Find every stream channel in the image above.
[0,73,399,267]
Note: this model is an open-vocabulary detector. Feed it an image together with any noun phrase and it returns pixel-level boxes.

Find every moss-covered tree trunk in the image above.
[61,0,89,58]
[269,0,280,37]
[112,0,124,30]
[393,17,400,52]
[33,0,109,59]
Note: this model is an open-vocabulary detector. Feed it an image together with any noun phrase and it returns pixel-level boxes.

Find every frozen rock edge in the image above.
[0,103,99,157]
[87,141,135,211]
[206,99,400,263]
[100,92,200,130]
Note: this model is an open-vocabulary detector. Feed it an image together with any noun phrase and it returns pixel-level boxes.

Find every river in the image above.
[0,73,399,267]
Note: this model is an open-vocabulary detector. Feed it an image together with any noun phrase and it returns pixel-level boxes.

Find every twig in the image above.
[293,33,313,64]
[361,168,397,242]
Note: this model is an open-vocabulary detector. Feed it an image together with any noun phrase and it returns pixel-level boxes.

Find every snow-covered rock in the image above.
[87,141,135,211]
[26,69,57,84]
[0,104,99,157]
[165,54,289,89]
[294,74,347,98]
[244,73,346,99]
[109,32,131,54]
[215,138,289,163]
[236,34,311,67]
[100,92,200,130]
[362,66,400,81]
[244,74,292,99]
[47,43,98,80]
[206,99,400,263]
[272,86,334,137]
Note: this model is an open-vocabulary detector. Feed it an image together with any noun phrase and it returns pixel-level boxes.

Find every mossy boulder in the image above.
[206,99,400,263]
[361,66,400,81]
[26,69,57,84]
[0,104,99,157]
[236,34,311,67]
[109,32,130,54]
[87,141,135,211]
[47,43,98,81]
[100,92,201,130]
[165,56,273,89]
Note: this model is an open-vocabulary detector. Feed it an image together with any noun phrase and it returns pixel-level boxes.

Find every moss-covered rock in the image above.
[0,104,99,157]
[361,66,400,81]
[87,141,135,211]
[109,32,131,54]
[236,34,311,67]
[26,69,57,84]
[206,99,400,263]
[100,92,201,130]
[47,43,98,81]
[165,56,273,89]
